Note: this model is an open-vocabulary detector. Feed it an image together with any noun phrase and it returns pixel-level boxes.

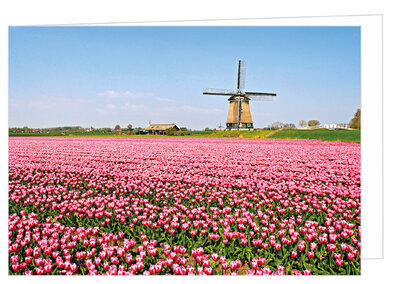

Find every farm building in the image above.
[319,123,350,130]
[144,123,180,135]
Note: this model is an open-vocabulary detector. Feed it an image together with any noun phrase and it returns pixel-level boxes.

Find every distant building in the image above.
[319,123,350,129]
[144,123,180,135]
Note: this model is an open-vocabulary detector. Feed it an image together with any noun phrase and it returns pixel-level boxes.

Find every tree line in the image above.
[268,108,361,130]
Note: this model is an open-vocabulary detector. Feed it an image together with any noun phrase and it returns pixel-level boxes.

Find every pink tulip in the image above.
[211,253,219,261]
[307,251,315,258]
[348,253,356,260]
[303,269,312,275]
[310,242,317,251]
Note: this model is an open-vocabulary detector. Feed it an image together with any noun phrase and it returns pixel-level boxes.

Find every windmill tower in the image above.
[203,60,276,130]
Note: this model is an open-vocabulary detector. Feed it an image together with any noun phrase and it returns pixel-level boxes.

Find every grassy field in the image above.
[8,130,275,138]
[268,129,360,143]
[9,129,360,143]
[185,130,274,138]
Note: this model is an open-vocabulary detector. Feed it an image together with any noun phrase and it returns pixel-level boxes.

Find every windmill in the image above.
[203,60,276,130]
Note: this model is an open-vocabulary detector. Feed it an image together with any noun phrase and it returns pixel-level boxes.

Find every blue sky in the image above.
[9,26,360,129]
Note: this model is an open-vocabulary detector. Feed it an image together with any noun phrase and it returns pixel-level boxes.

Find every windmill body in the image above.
[226,95,253,129]
[203,60,276,130]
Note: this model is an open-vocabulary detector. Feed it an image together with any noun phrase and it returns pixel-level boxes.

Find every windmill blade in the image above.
[203,88,237,96]
[247,95,276,101]
[246,91,277,101]
[237,60,246,90]
[245,91,276,96]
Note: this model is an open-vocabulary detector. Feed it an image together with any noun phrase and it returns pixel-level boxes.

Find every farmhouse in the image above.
[144,123,180,135]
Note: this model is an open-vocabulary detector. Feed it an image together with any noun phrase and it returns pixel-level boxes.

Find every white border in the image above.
[2,1,395,283]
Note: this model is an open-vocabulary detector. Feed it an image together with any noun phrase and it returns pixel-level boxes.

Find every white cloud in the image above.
[95,108,106,114]
[106,103,116,110]
[97,90,149,99]
[122,103,149,111]
[97,90,120,98]
[95,102,149,113]
[9,96,88,110]
[156,97,177,103]
[163,104,224,114]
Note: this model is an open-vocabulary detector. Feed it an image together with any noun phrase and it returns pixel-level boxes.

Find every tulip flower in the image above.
[310,242,317,251]
[303,269,311,275]
[211,253,219,261]
[307,251,315,258]
[347,253,356,261]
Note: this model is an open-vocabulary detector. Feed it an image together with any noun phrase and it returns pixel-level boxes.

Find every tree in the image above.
[127,124,133,135]
[114,124,121,131]
[284,123,296,128]
[299,120,307,127]
[308,120,320,127]
[166,127,178,136]
[349,108,361,129]
[270,121,283,129]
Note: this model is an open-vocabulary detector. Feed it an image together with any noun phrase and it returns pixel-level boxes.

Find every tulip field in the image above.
[8,137,361,275]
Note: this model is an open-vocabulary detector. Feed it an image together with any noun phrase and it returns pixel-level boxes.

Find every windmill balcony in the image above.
[226,123,254,130]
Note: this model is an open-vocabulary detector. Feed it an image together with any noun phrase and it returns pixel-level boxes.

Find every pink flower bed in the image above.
[8,137,360,275]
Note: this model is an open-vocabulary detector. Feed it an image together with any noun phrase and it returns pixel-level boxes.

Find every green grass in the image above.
[9,130,274,139]
[268,129,360,143]
[184,130,273,138]
[9,129,360,143]
[9,132,66,137]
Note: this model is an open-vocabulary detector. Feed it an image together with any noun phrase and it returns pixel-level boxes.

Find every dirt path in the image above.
[264,128,285,138]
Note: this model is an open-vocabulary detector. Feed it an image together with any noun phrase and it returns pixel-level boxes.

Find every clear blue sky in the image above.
[9,26,360,129]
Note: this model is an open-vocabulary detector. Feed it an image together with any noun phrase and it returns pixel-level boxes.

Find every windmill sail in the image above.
[246,95,276,101]
[203,88,237,95]
[245,91,276,96]
[245,91,276,101]
[237,60,246,91]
